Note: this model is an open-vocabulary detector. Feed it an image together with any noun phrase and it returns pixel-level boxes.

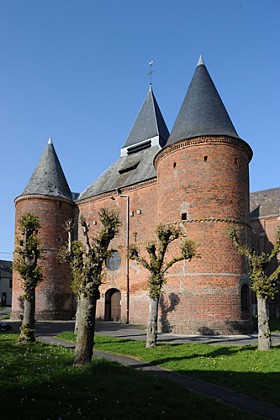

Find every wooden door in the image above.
[111,290,121,321]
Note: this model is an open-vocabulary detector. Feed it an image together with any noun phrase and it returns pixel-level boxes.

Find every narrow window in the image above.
[204,156,208,162]
[173,162,177,168]
[241,284,250,313]
[181,212,187,221]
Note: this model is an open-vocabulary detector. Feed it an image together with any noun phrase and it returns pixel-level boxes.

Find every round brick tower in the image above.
[11,139,75,320]
[155,57,253,334]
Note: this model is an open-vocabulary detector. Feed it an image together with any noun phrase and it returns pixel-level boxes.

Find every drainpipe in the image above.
[120,194,130,324]
[113,190,130,324]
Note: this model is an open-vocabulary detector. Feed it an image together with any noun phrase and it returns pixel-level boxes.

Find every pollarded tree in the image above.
[62,208,120,366]
[129,224,198,348]
[13,213,43,343]
[230,227,280,351]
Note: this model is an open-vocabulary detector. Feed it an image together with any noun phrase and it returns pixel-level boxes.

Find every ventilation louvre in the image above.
[127,140,151,155]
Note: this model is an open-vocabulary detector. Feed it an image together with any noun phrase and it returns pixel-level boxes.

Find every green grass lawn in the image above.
[58,332,280,408]
[0,334,256,420]
[0,307,10,320]
[0,313,10,320]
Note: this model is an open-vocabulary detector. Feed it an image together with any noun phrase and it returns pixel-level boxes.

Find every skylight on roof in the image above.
[118,161,140,174]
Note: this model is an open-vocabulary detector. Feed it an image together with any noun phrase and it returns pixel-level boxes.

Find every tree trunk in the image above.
[18,288,36,343]
[74,292,97,366]
[257,295,271,351]
[146,296,159,348]
[74,300,80,335]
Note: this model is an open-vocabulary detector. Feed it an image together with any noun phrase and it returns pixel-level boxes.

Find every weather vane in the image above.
[148,60,154,85]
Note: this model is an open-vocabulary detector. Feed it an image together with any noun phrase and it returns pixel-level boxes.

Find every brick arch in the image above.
[104,288,121,321]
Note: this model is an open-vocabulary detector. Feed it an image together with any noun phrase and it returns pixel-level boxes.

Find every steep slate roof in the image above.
[22,139,72,200]
[80,146,160,199]
[80,87,169,200]
[122,85,169,150]
[250,188,280,219]
[167,56,239,146]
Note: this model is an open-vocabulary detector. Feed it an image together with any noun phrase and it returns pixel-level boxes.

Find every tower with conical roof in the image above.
[155,57,253,334]
[11,139,75,320]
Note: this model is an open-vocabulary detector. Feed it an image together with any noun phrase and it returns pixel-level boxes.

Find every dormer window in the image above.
[118,161,140,174]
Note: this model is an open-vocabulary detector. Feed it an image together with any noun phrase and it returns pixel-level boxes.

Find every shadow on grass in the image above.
[2,336,255,420]
[94,337,280,409]
[127,345,256,369]
[4,333,280,416]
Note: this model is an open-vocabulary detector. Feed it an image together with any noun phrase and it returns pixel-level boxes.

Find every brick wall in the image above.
[11,195,75,320]
[154,136,253,334]
[77,180,158,325]
[250,215,280,316]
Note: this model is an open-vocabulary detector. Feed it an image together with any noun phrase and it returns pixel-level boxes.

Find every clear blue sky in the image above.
[1,0,279,259]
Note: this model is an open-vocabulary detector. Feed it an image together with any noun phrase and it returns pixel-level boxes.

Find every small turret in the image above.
[12,140,75,320]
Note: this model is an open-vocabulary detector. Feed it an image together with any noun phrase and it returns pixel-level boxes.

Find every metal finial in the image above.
[148,60,154,85]
[48,137,53,145]
[197,55,205,66]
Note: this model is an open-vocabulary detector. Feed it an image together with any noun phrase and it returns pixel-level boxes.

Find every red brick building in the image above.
[250,188,280,317]
[11,57,279,334]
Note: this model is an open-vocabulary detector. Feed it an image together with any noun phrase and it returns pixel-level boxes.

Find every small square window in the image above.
[181,213,187,221]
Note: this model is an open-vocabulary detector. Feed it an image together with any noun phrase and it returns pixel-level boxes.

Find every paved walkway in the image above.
[5,318,280,419]
[5,317,280,346]
[36,334,280,420]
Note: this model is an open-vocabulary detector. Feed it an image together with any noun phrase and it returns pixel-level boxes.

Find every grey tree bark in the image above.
[146,297,159,348]
[74,292,97,366]
[19,287,36,342]
[74,301,80,335]
[257,295,271,351]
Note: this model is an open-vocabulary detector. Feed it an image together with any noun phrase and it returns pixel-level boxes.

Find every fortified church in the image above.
[11,57,280,334]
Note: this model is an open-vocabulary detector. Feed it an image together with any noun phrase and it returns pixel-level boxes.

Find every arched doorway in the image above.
[105,288,121,321]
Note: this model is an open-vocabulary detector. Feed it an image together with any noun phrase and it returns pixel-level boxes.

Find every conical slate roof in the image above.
[167,56,239,146]
[122,85,169,150]
[22,139,72,200]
